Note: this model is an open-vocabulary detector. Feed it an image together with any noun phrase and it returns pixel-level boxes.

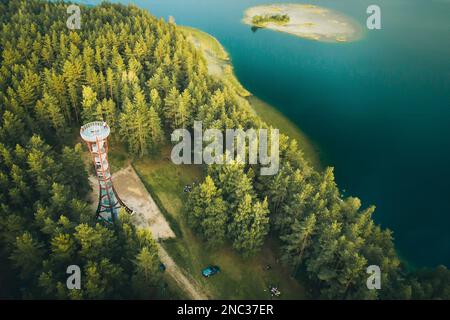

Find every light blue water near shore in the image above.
[81,0,450,268]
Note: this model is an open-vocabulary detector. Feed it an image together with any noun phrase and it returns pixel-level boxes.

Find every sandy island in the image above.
[243,3,363,43]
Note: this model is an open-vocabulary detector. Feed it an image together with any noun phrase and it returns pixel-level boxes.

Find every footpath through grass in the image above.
[133,146,306,299]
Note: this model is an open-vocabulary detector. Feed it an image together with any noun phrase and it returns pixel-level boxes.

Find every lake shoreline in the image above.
[178,25,442,271]
[180,25,323,170]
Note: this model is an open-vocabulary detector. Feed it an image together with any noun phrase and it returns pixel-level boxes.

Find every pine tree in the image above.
[50,233,76,263]
[0,111,26,147]
[106,68,115,101]
[17,71,40,111]
[63,59,83,122]
[97,98,118,131]
[149,88,162,113]
[27,135,57,199]
[0,213,26,253]
[60,144,89,198]
[186,176,227,246]
[229,194,270,257]
[35,92,66,137]
[84,259,124,299]
[208,160,254,211]
[201,196,228,248]
[306,221,341,284]
[74,224,116,261]
[163,86,180,128]
[281,214,316,277]
[81,85,100,123]
[132,246,161,298]
[10,232,44,280]
[119,86,163,157]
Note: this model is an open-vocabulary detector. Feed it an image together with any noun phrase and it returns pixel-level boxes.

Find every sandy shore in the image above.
[243,3,363,43]
[180,26,250,97]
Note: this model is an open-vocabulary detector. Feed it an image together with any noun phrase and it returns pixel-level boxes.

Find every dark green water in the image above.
[83,0,450,267]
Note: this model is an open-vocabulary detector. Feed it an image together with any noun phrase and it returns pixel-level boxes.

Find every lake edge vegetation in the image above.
[252,14,290,26]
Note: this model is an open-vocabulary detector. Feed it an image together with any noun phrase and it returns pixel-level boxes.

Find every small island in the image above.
[243,3,363,43]
[252,13,290,26]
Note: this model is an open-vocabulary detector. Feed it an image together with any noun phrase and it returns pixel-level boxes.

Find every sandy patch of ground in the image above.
[111,166,176,239]
[243,3,363,42]
[89,166,175,239]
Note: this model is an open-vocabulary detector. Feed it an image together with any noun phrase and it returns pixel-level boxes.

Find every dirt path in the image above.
[157,245,208,300]
[88,166,209,299]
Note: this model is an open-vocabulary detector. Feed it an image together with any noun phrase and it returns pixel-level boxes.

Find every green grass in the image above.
[107,138,130,171]
[133,146,306,299]
[180,25,229,60]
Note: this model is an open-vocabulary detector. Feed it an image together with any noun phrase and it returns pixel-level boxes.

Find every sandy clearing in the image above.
[112,166,176,239]
[89,166,175,239]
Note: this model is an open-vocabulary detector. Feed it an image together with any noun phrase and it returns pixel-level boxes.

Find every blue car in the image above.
[202,265,221,277]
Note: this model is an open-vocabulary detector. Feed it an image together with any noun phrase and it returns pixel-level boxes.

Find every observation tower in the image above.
[80,121,132,223]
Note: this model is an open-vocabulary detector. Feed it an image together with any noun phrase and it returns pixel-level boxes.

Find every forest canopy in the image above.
[0,0,448,299]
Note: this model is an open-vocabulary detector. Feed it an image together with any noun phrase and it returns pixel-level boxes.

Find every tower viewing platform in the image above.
[80,121,110,142]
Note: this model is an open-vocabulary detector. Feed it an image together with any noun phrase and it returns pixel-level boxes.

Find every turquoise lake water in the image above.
[82,0,450,268]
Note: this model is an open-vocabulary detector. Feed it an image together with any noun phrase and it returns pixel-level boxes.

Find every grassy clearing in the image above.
[107,138,130,171]
[180,25,229,60]
[133,146,306,299]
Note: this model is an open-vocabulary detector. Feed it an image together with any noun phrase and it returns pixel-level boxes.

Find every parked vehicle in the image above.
[202,265,221,277]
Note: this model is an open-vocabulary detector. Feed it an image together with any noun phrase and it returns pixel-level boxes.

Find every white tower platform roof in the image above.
[80,121,110,142]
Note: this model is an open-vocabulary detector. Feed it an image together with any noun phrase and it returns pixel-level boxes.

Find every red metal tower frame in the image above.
[80,121,132,223]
